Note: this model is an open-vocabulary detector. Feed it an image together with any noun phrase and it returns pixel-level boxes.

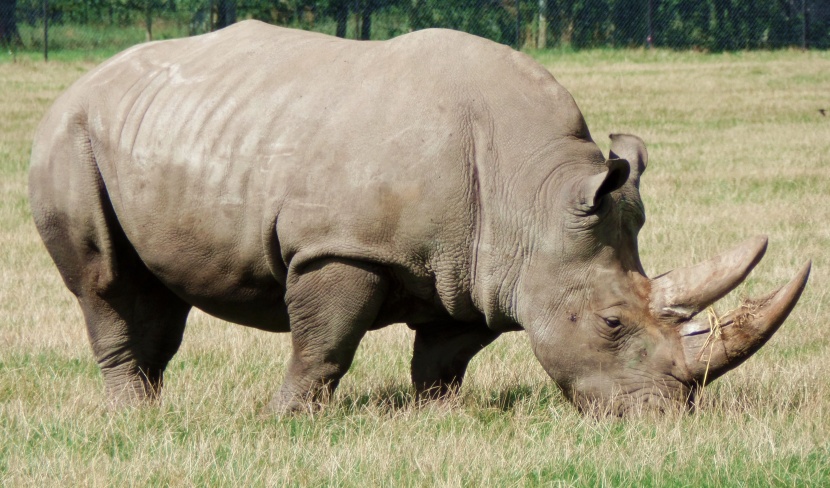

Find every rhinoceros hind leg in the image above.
[52,221,191,405]
[30,133,191,406]
[410,320,499,401]
[266,258,388,414]
[78,280,191,405]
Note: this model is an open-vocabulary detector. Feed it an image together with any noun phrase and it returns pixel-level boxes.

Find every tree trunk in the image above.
[334,0,348,37]
[360,1,372,40]
[145,1,153,41]
[0,0,22,47]
[216,0,235,29]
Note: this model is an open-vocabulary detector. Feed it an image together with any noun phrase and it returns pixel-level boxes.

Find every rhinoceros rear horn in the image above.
[650,235,768,320]
[679,261,811,384]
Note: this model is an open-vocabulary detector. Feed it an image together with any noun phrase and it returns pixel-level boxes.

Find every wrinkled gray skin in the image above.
[30,21,810,416]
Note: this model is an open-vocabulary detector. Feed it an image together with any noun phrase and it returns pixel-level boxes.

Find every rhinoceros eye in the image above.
[604,317,623,328]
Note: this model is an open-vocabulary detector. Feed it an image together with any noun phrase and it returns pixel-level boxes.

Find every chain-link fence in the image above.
[2,1,828,59]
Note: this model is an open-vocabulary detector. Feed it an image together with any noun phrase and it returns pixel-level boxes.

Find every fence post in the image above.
[538,0,547,49]
[802,0,808,49]
[515,0,521,49]
[43,0,48,61]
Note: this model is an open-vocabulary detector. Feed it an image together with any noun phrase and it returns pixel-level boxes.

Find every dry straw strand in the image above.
[697,306,724,392]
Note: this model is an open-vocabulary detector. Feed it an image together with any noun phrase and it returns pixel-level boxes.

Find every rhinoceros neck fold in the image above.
[464,118,606,330]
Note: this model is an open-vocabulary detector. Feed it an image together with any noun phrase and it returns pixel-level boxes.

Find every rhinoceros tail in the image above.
[29,102,118,296]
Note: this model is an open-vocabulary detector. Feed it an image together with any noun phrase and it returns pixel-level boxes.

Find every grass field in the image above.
[1,47,829,486]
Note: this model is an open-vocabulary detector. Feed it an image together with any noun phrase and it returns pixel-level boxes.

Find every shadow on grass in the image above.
[248,382,570,420]
[336,383,567,415]
[483,385,538,411]
[337,384,415,414]
[481,384,567,412]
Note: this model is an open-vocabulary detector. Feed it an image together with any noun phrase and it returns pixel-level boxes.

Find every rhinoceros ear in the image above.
[576,158,630,211]
[609,134,647,188]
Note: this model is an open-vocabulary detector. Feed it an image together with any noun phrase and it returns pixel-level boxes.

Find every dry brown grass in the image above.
[1,49,829,486]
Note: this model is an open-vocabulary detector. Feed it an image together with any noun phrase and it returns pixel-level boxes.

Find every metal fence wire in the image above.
[2,0,828,59]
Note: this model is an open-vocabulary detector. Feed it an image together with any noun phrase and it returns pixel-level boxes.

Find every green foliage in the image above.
[652,0,805,50]
[8,0,826,52]
[408,0,518,44]
[540,0,825,49]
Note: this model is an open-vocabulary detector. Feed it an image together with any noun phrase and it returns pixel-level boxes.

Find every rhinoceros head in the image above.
[518,134,810,416]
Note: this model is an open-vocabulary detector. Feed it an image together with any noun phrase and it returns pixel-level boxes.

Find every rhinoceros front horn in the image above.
[679,261,811,384]
[650,235,769,321]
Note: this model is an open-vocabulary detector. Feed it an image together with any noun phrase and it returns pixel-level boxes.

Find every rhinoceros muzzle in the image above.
[650,235,811,386]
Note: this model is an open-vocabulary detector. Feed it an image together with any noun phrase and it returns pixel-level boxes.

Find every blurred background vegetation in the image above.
[1,0,828,59]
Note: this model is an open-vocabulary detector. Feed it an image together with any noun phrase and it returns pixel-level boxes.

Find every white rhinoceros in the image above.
[29,21,810,415]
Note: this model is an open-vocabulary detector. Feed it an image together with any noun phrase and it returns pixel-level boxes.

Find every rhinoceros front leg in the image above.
[410,320,500,400]
[266,258,388,414]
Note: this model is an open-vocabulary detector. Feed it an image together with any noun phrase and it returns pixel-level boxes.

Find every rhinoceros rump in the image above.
[29,21,809,416]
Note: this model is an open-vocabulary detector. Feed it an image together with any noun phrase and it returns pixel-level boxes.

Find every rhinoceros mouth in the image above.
[570,384,695,418]
[564,367,696,417]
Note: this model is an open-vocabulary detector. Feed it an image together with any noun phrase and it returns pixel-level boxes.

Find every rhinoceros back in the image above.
[31,21,593,327]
